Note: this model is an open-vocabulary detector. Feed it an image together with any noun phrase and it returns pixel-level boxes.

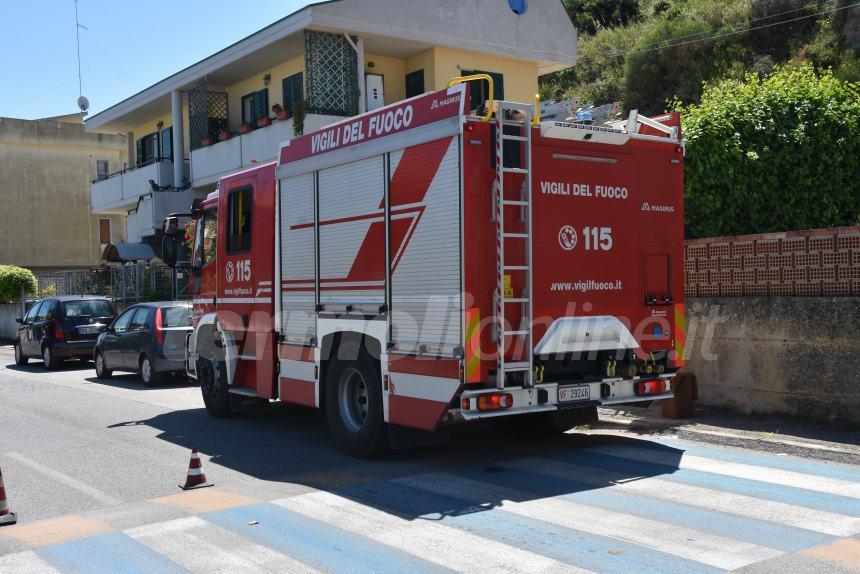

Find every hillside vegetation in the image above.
[542,0,860,236]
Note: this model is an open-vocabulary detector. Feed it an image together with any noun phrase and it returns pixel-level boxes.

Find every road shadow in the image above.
[83,372,196,391]
[5,359,95,373]
[113,403,684,521]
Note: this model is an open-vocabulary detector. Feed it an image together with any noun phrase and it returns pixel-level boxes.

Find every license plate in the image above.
[78,325,101,334]
[558,384,591,403]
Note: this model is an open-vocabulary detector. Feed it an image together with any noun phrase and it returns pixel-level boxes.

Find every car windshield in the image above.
[63,300,113,318]
[161,306,191,327]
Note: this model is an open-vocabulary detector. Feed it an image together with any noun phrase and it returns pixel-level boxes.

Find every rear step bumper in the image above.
[458,373,676,421]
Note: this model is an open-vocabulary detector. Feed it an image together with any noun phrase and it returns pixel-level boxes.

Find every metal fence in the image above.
[35,264,190,302]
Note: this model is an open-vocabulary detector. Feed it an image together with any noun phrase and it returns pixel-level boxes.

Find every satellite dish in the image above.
[77,96,90,112]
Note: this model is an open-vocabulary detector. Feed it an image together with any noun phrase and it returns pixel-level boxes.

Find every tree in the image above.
[0,265,37,303]
[678,64,860,238]
[562,0,640,35]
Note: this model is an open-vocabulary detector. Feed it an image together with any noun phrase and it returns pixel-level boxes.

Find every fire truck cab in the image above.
[163,78,685,456]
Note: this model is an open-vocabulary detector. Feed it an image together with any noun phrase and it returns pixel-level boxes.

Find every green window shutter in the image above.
[136,138,144,166]
[254,89,269,122]
[161,127,173,160]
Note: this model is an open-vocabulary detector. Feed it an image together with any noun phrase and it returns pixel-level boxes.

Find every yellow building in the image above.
[0,114,126,270]
[86,0,577,252]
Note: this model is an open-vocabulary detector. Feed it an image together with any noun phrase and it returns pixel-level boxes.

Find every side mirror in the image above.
[163,215,179,236]
[162,234,178,268]
[15,318,23,324]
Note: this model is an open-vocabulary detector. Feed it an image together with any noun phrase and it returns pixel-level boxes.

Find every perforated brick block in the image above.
[710,270,731,284]
[794,281,822,296]
[768,253,792,268]
[686,243,707,259]
[719,283,744,296]
[708,243,731,258]
[822,250,851,267]
[794,252,820,268]
[720,256,743,270]
[808,235,835,252]
[782,267,808,282]
[755,239,780,255]
[781,237,808,253]
[733,269,755,284]
[698,284,720,297]
[836,234,860,251]
[744,283,768,295]
[684,284,698,297]
[743,254,767,269]
[838,265,860,281]
[757,268,780,283]
[698,258,719,271]
[822,281,850,296]
[768,282,794,296]
[731,241,755,257]
[809,267,836,281]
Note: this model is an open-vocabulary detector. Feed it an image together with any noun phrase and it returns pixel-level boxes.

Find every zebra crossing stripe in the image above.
[395,472,783,571]
[126,516,320,574]
[587,445,860,499]
[504,457,860,536]
[274,490,593,574]
[0,550,61,573]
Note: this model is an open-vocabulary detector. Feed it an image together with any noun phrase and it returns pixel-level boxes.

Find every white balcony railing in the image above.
[91,160,174,214]
[190,113,343,187]
[126,188,197,242]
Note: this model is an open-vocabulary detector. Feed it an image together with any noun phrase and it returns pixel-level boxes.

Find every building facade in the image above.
[85,0,577,252]
[0,115,126,270]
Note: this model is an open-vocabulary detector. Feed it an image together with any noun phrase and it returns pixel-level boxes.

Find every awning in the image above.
[101,243,157,263]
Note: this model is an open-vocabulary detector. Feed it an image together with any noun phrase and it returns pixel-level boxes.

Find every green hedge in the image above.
[678,64,860,238]
[0,265,37,303]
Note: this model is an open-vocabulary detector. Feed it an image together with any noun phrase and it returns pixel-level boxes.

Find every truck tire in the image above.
[13,340,27,366]
[140,356,162,387]
[199,355,232,418]
[325,346,386,457]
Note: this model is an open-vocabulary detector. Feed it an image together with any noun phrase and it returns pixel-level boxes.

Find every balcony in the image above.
[91,160,174,214]
[125,188,198,243]
[190,114,343,187]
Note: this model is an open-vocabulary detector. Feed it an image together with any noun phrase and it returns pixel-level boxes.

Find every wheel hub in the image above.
[338,367,369,432]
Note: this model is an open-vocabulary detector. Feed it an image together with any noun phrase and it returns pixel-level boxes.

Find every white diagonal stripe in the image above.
[396,473,782,571]
[588,445,860,499]
[273,491,593,574]
[0,551,61,574]
[505,457,860,536]
[127,516,319,574]
[6,452,121,506]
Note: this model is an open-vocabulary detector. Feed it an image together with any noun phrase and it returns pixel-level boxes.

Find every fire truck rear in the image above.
[163,77,685,456]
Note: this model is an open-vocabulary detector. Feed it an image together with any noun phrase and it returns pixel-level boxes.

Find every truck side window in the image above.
[201,208,218,264]
[226,187,253,253]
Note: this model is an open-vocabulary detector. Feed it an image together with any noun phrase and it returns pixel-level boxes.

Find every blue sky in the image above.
[0,0,312,120]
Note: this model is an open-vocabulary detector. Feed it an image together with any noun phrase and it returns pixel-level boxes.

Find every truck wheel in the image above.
[140,356,162,387]
[198,355,231,418]
[325,347,386,457]
[95,352,112,379]
[13,341,27,366]
[42,345,61,370]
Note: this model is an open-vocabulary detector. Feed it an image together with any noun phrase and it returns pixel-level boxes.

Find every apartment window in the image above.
[405,69,424,99]
[241,89,269,125]
[96,160,109,180]
[160,126,173,160]
[462,70,504,112]
[135,132,159,166]
[282,73,303,112]
[99,218,111,244]
[226,187,253,253]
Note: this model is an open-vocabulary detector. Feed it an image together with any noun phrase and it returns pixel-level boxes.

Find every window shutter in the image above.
[161,127,173,160]
[254,89,269,122]
[136,138,144,166]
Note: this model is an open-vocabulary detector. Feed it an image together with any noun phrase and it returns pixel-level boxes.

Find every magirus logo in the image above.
[642,202,675,213]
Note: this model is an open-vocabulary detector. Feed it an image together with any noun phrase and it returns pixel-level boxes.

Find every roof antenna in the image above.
[74,0,89,119]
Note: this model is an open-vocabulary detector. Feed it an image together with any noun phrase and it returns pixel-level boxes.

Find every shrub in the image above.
[0,265,37,303]
[678,63,860,237]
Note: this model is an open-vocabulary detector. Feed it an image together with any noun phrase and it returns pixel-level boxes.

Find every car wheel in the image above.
[42,345,61,370]
[325,346,386,457]
[140,356,162,387]
[198,355,231,417]
[95,352,112,379]
[13,341,28,366]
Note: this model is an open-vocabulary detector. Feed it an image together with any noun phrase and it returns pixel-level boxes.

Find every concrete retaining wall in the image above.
[686,297,860,427]
[0,303,27,341]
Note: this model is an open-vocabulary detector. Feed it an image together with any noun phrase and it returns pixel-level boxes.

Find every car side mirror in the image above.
[15,318,23,324]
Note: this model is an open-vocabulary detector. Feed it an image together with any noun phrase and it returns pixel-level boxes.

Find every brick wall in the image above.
[685,227,860,297]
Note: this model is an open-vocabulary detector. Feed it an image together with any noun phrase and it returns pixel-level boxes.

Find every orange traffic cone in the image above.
[0,466,17,527]
[179,448,213,490]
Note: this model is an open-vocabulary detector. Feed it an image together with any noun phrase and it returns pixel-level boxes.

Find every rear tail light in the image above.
[52,320,65,341]
[462,393,514,412]
[635,380,666,396]
[155,308,164,345]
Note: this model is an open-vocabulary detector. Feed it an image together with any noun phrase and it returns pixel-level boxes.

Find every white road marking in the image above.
[274,491,593,574]
[588,445,860,499]
[0,551,61,573]
[505,457,860,536]
[396,473,782,571]
[127,516,318,574]
[5,452,121,506]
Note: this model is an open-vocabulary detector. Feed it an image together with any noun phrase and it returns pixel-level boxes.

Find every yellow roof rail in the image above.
[447,75,494,122]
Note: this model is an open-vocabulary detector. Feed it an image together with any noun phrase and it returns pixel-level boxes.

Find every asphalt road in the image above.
[1,345,859,573]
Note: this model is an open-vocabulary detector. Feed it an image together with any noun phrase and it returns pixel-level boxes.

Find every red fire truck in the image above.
[162,76,686,456]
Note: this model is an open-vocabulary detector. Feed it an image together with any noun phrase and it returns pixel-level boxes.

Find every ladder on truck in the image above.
[493,101,535,389]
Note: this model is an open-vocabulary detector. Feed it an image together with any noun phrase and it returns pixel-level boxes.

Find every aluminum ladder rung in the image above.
[500,120,527,126]
[503,232,528,238]
[503,361,531,370]
[503,265,528,271]
[502,135,528,142]
[503,297,529,303]
[504,330,529,336]
[502,200,528,206]
[502,167,528,174]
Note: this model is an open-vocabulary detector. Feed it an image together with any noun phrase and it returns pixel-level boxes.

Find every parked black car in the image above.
[93,302,192,386]
[14,296,116,369]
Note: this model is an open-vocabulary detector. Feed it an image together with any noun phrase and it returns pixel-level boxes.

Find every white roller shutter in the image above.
[279,173,316,343]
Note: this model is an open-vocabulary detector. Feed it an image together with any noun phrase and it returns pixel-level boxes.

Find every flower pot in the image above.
[275,110,291,121]
[217,130,231,142]
[257,116,272,128]
[201,135,215,147]
[238,123,253,134]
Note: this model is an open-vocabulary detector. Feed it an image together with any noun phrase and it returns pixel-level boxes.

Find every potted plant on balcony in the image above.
[238,121,253,134]
[293,100,307,136]
[218,128,231,142]
[201,134,215,147]
[272,103,291,121]
[256,115,272,128]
